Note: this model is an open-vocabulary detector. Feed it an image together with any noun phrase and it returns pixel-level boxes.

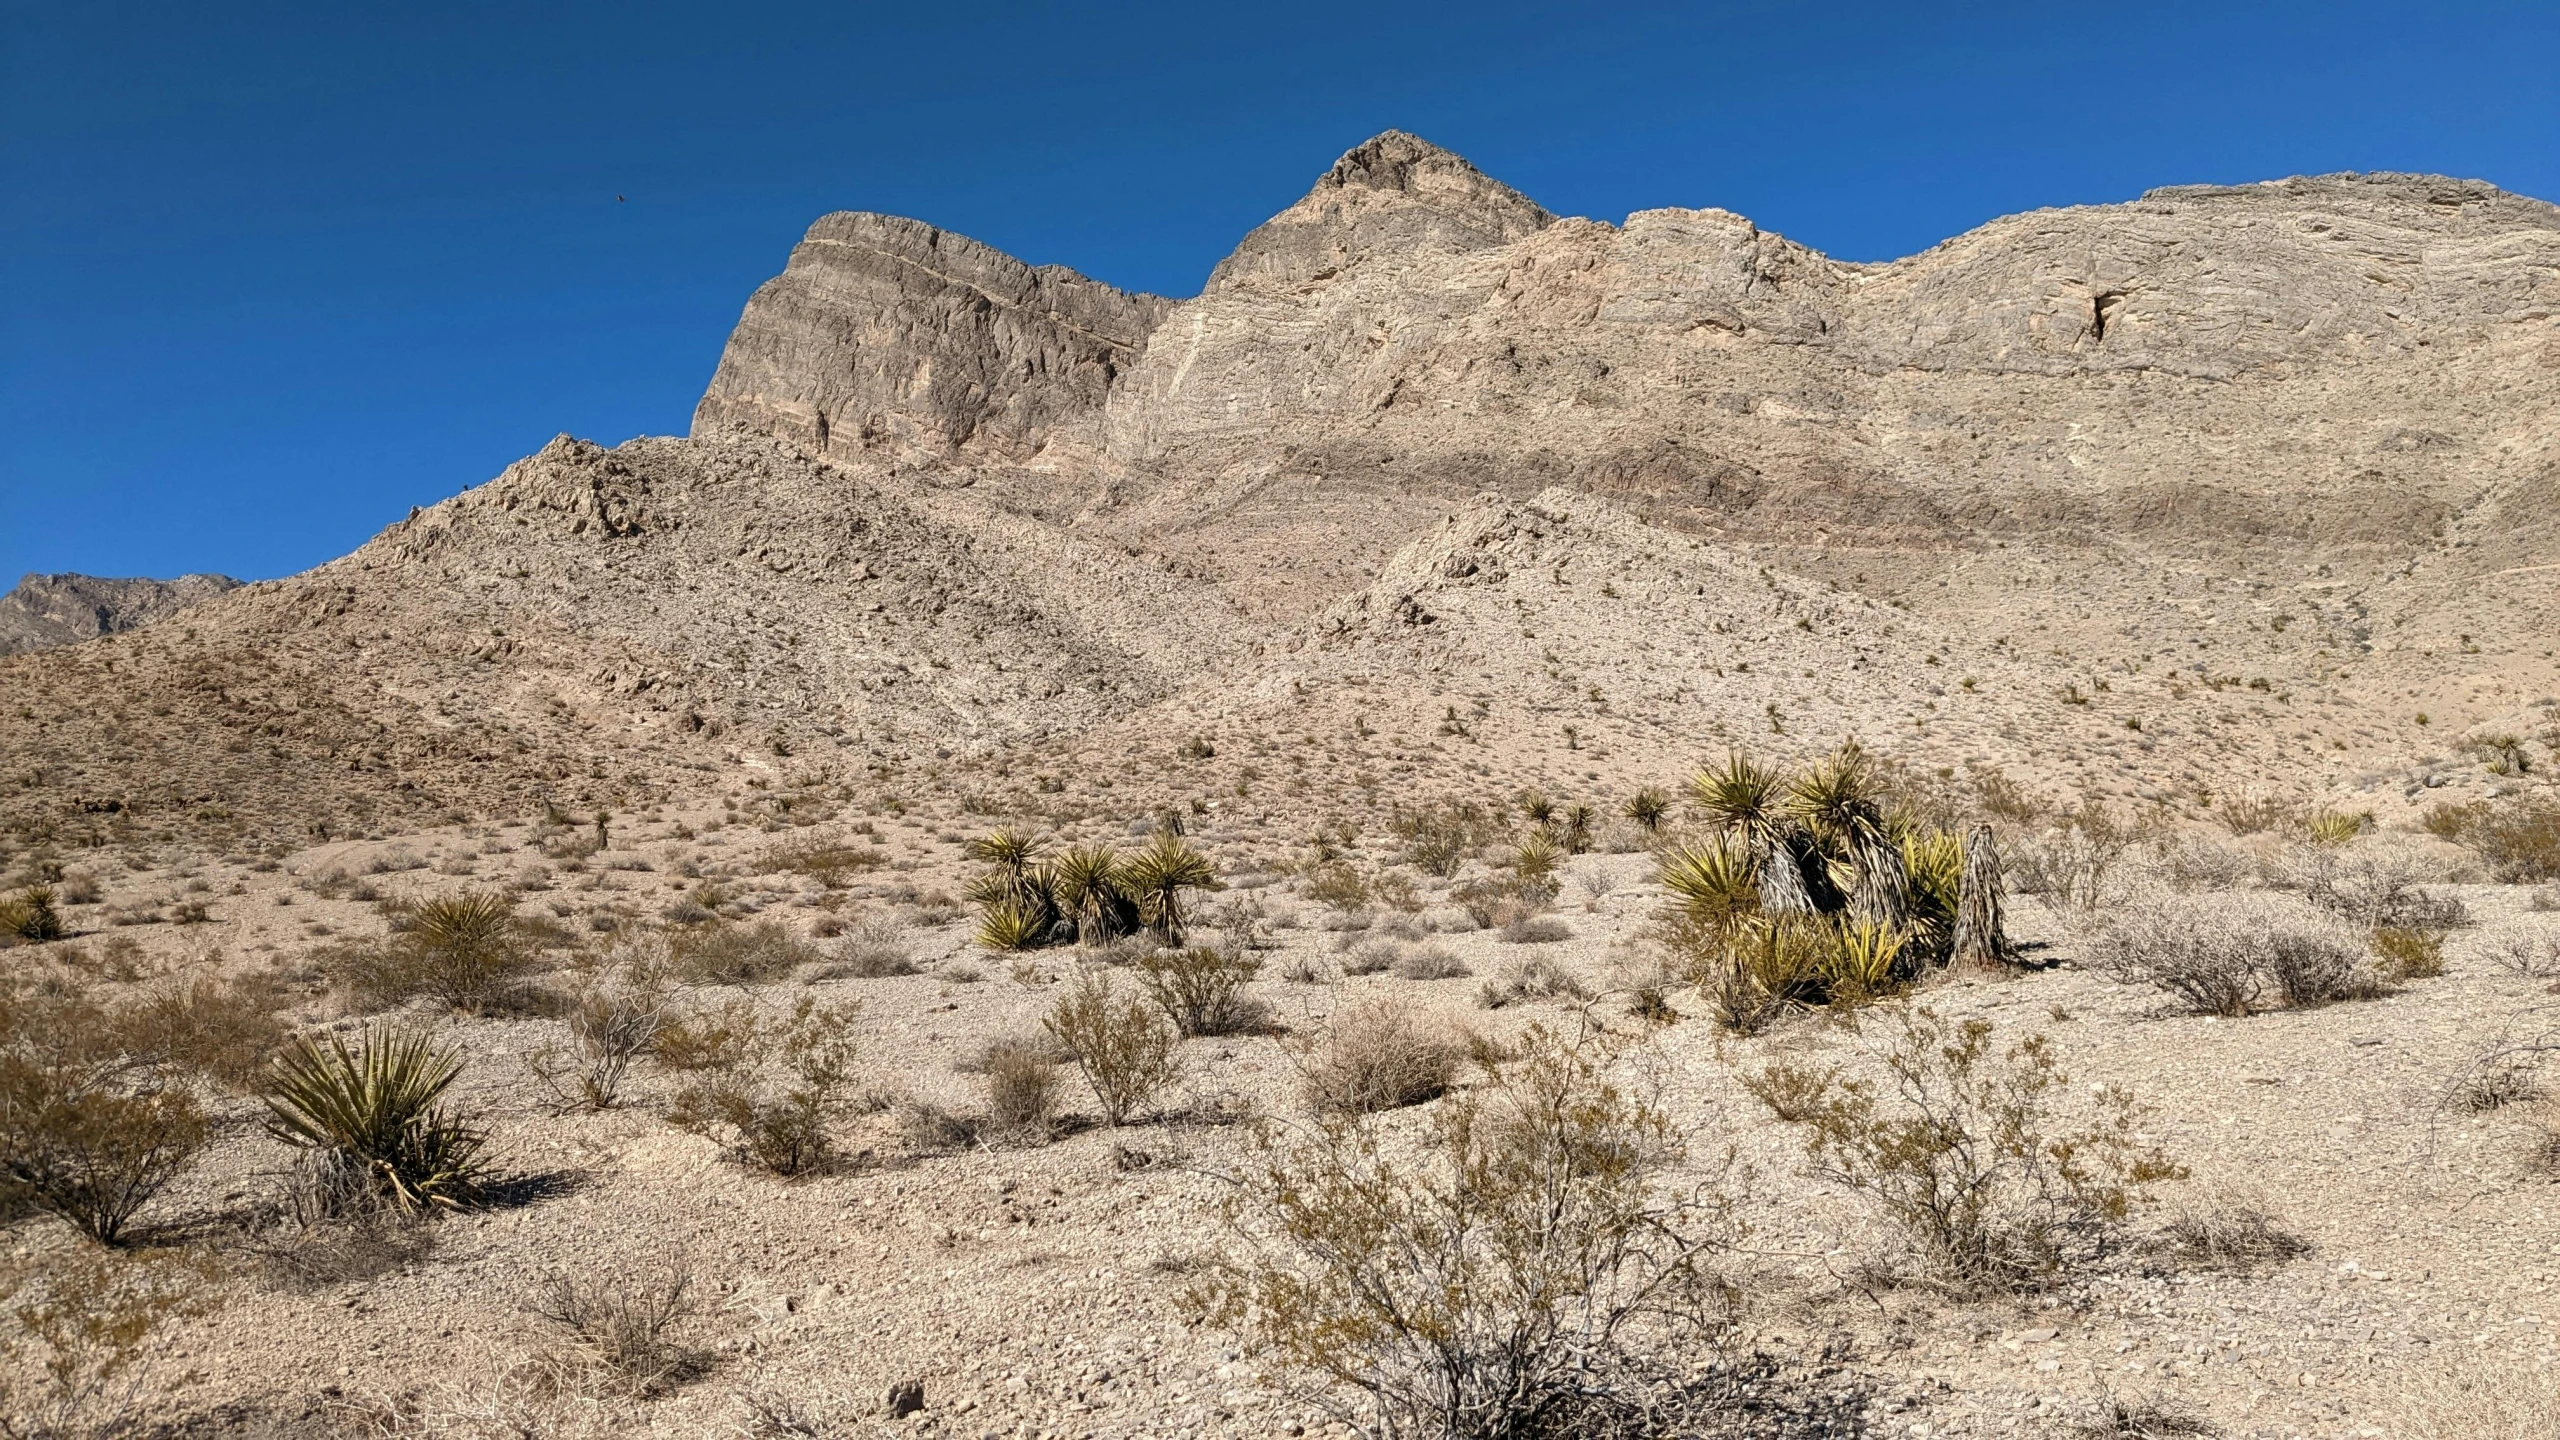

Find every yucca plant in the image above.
[1121,832,1219,943]
[264,1029,487,1213]
[1,885,64,942]
[1952,823,2013,968]
[1658,835,1759,939]
[1821,920,1904,1001]
[1560,803,1597,855]
[395,891,529,1012]
[963,828,1059,948]
[1900,828,1965,968]
[1517,790,1556,826]
[976,894,1050,952]
[1692,753,1784,844]
[1708,915,1827,1034]
[2306,810,2369,847]
[1789,743,1903,928]
[1512,829,1562,884]
[1622,787,1671,833]
[1049,844,1133,945]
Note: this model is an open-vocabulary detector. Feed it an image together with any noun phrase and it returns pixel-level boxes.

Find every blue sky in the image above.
[5,0,2554,584]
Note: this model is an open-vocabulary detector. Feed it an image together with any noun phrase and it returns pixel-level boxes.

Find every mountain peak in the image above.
[1206,130,1554,290]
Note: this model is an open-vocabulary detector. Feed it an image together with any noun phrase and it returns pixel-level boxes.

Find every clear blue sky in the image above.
[5,1,2554,584]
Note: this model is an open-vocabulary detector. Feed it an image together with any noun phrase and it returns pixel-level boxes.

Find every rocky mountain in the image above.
[6,131,2556,842]
[0,571,240,657]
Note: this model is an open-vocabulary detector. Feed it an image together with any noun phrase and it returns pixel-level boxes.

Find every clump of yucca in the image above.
[1661,744,2008,1030]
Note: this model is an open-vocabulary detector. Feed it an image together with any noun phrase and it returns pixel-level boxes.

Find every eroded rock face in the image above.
[0,572,240,656]
[692,212,1173,463]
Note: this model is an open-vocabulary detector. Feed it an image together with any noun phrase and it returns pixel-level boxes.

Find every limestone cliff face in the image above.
[0,572,240,657]
[692,212,1173,463]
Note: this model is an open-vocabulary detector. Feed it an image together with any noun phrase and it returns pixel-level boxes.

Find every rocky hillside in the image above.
[5,132,2555,844]
[0,571,239,656]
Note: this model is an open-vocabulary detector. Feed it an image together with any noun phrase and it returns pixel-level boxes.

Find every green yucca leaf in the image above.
[1658,836,1760,930]
[1786,741,1889,853]
[964,828,1044,870]
[1822,920,1904,996]
[1691,754,1782,841]
[1121,832,1219,941]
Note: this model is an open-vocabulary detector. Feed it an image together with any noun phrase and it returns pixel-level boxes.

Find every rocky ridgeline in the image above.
[0,571,239,657]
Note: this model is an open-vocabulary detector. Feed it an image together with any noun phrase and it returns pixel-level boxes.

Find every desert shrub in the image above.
[0,988,208,1246]
[668,997,859,1176]
[0,886,64,943]
[1340,940,1399,977]
[2092,893,2377,1015]
[2372,925,2447,980]
[2425,795,2560,882]
[1297,860,1370,915]
[0,1248,213,1437]
[760,835,884,888]
[265,1028,488,1214]
[528,1259,700,1394]
[2214,788,2292,836]
[816,912,916,979]
[340,891,537,1014]
[2153,1193,2312,1273]
[1136,947,1268,1037]
[1392,800,1498,879]
[2148,834,2248,893]
[2072,1392,2222,1439]
[978,1035,1060,1134]
[2482,925,2560,978]
[1391,944,1469,981]
[1498,914,1573,944]
[1746,1006,2184,1292]
[528,960,667,1111]
[1477,957,1593,1010]
[1302,1001,1462,1116]
[896,1097,980,1154]
[670,919,819,986]
[1195,1025,1739,1435]
[109,971,293,1091]
[1043,973,1179,1126]
[2260,931,2381,1007]
[2294,845,2468,933]
[649,996,758,1071]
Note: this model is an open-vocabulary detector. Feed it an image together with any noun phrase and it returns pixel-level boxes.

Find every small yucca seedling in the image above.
[2306,810,2369,847]
[1622,787,1671,832]
[1559,803,1596,854]
[264,1029,488,1213]
[1516,789,1556,825]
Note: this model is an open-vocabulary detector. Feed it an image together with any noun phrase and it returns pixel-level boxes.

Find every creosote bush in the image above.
[1302,1001,1464,1117]
[265,1028,489,1214]
[1746,1006,2184,1292]
[108,972,293,1092]
[2425,794,2560,883]
[668,997,859,1176]
[0,987,209,1246]
[1136,947,1269,1037]
[1194,1024,1740,1437]
[2092,893,2378,1016]
[1043,972,1179,1126]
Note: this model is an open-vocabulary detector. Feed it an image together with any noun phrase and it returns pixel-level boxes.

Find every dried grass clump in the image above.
[109,970,293,1091]
[1194,1024,1739,1435]
[527,1259,701,1395]
[1341,940,1400,977]
[2153,1192,2313,1274]
[1747,1006,2185,1293]
[1497,914,1573,944]
[813,912,916,979]
[1477,957,1593,1010]
[1391,944,1470,982]
[978,1036,1061,1136]
[1391,799,1498,879]
[1302,1002,1463,1116]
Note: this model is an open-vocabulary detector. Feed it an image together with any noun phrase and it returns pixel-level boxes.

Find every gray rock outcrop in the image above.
[0,572,241,657]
